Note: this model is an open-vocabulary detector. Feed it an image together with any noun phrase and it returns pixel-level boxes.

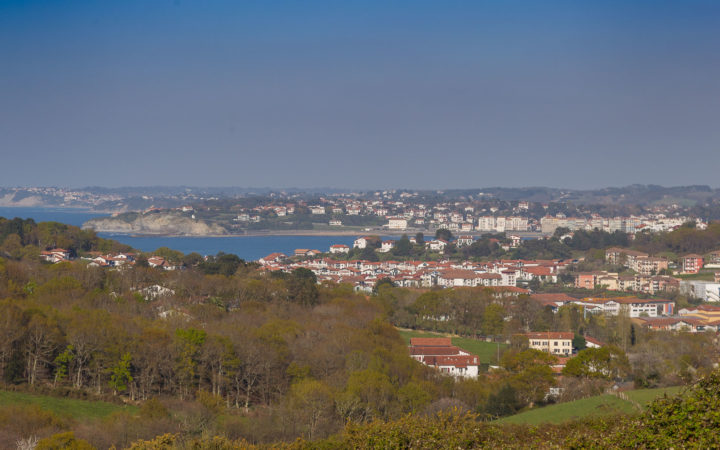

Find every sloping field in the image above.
[497,386,683,425]
[624,386,683,405]
[0,390,137,420]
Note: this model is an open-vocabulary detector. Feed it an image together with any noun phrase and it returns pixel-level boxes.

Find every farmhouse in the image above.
[408,337,479,378]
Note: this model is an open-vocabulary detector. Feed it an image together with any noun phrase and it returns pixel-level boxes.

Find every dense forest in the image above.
[1,218,719,448]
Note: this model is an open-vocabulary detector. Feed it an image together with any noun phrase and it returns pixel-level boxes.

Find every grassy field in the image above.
[497,386,683,425]
[624,386,683,405]
[674,271,717,281]
[498,395,636,425]
[0,390,138,420]
[398,329,506,364]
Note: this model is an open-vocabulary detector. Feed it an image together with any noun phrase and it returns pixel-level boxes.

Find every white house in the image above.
[501,270,517,287]
[387,218,408,230]
[353,237,373,249]
[523,331,574,356]
[40,248,70,263]
[584,336,605,348]
[408,338,479,379]
[379,240,395,253]
[259,252,287,264]
[456,236,475,247]
[329,244,350,254]
[427,239,448,252]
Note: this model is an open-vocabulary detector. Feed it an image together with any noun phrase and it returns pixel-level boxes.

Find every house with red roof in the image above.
[40,248,70,263]
[408,337,479,378]
[259,252,287,265]
[522,331,574,356]
[329,244,350,254]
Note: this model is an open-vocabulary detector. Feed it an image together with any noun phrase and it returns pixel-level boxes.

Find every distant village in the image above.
[27,188,720,382]
[219,193,704,236]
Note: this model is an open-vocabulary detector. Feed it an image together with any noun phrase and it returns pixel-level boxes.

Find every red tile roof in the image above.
[410,337,452,347]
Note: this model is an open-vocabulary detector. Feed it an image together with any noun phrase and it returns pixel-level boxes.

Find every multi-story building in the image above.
[387,218,408,230]
[523,332,574,356]
[682,254,704,274]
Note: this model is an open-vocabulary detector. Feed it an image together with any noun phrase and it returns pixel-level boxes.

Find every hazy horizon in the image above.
[3,183,720,192]
[2,1,719,189]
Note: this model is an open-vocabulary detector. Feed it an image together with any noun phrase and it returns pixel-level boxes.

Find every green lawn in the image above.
[498,394,636,425]
[0,390,138,420]
[624,386,683,405]
[675,271,717,281]
[497,386,684,425]
[398,329,506,364]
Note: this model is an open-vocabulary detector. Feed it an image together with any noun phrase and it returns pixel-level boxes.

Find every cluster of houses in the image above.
[381,212,701,234]
[259,250,576,293]
[40,249,181,271]
[540,214,704,235]
[605,248,706,274]
[633,304,720,333]
[571,248,720,301]
[195,187,705,236]
[40,248,71,263]
[530,293,675,317]
[529,292,720,332]
[574,271,680,295]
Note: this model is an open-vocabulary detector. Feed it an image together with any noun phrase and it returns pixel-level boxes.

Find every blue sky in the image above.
[1,1,719,189]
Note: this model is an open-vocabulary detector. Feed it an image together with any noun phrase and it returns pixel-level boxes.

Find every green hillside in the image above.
[497,386,683,425]
[0,390,137,421]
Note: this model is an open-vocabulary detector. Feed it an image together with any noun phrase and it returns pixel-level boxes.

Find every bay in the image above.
[0,206,104,227]
[0,207,403,261]
[97,234,362,262]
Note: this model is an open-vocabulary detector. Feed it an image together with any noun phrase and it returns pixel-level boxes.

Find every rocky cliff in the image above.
[83,212,228,236]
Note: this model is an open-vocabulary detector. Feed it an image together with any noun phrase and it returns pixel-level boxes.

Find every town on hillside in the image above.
[27,215,720,383]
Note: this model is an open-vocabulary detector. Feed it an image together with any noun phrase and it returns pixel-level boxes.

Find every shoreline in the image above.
[96,228,417,238]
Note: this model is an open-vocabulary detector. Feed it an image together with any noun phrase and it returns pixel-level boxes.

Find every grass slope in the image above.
[624,386,683,405]
[0,390,138,420]
[497,386,683,425]
[398,329,506,364]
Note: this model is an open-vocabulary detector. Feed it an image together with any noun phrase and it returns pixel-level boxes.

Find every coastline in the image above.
[103,228,416,238]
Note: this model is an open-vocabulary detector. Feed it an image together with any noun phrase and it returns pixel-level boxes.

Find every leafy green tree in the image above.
[483,383,521,418]
[562,346,630,379]
[182,252,203,267]
[373,277,396,294]
[109,352,134,394]
[288,268,319,306]
[53,345,74,387]
[392,235,412,257]
[345,369,397,420]
[572,334,586,351]
[152,246,184,263]
[175,328,207,398]
[360,246,379,262]
[134,254,149,268]
[435,229,453,242]
[36,432,95,450]
[482,304,505,337]
[411,291,444,325]
[199,252,244,276]
[501,349,558,406]
[397,381,432,413]
[289,379,335,439]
